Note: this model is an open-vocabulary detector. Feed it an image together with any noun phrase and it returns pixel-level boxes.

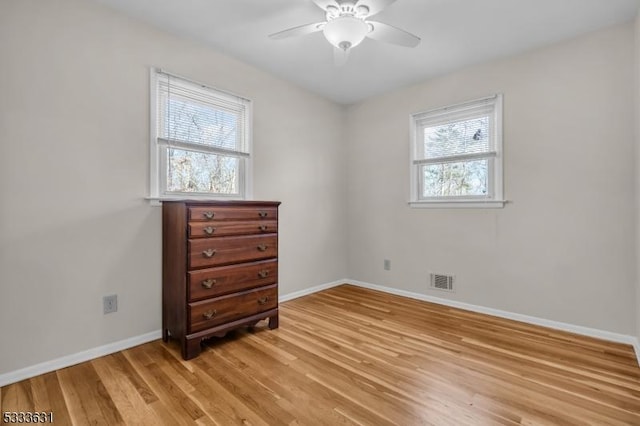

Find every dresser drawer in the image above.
[189,235,277,269]
[189,206,278,222]
[188,259,278,301]
[189,285,278,333]
[189,220,277,238]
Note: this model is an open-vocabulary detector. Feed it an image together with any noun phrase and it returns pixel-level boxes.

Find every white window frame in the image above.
[148,68,253,204]
[409,94,505,209]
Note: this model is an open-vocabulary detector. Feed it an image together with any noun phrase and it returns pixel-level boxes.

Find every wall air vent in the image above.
[430,273,455,292]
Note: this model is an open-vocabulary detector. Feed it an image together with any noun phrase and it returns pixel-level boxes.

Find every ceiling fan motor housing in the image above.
[326,1,370,20]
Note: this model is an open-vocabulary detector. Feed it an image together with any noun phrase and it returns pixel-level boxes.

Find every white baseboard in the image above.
[0,330,162,387]
[346,279,637,347]
[2,278,637,387]
[633,339,640,367]
[279,279,344,303]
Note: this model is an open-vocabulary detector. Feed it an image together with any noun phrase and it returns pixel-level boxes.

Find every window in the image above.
[409,94,504,208]
[149,69,252,201]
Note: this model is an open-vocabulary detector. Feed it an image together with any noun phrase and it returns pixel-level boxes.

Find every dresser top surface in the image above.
[161,200,281,207]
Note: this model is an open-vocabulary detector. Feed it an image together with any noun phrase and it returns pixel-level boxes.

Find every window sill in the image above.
[146,196,246,207]
[409,199,507,209]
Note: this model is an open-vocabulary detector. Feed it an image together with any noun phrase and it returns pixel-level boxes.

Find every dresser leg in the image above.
[182,338,201,360]
[268,313,279,330]
[162,328,169,343]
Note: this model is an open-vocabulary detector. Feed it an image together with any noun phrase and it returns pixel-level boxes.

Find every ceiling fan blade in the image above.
[269,22,324,40]
[333,47,350,67]
[355,0,397,17]
[366,21,420,47]
[311,0,340,11]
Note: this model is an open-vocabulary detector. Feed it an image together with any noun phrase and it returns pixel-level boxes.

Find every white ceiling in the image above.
[93,0,639,104]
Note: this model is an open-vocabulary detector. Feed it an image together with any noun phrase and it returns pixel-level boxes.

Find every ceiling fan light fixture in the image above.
[323,16,369,51]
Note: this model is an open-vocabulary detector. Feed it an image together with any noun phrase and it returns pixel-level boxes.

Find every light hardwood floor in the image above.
[2,285,640,425]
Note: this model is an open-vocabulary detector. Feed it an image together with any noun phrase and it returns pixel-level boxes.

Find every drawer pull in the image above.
[203,309,217,320]
[258,270,269,278]
[259,225,268,232]
[203,211,215,220]
[257,244,268,252]
[258,211,268,218]
[201,279,217,289]
[203,226,216,235]
[257,296,269,305]
[202,249,217,258]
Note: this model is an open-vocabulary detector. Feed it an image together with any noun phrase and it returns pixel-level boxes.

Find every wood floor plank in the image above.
[223,336,363,426]
[109,351,159,404]
[2,284,640,424]
[91,355,163,425]
[57,366,103,425]
[198,347,297,425]
[126,349,205,425]
[190,356,275,426]
[1,380,32,413]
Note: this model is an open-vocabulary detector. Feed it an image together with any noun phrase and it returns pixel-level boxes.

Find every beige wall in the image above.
[0,0,347,374]
[346,23,636,334]
[636,15,640,344]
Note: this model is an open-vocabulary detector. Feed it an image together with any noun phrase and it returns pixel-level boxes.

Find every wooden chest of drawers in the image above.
[162,200,281,360]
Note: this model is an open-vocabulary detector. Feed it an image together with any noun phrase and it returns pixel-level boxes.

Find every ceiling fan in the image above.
[269,0,420,65]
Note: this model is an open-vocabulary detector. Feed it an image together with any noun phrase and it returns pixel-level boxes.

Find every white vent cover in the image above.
[430,273,455,292]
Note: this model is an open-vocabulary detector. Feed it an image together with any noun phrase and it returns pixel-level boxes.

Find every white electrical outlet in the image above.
[384,259,391,270]
[103,294,118,314]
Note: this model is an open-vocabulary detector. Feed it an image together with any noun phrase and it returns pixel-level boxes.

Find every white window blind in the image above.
[413,97,496,164]
[156,72,250,156]
[150,69,252,200]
